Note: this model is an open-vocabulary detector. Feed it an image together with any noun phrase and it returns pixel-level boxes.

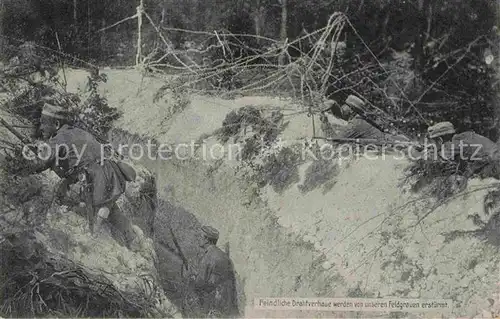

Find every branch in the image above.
[97,14,139,32]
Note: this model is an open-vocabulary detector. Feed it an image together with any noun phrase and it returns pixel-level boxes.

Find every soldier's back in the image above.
[203,246,239,317]
[451,131,499,159]
[341,116,385,139]
[50,125,104,168]
[205,246,234,278]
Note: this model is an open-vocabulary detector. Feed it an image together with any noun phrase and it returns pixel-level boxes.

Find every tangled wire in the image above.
[0,230,161,318]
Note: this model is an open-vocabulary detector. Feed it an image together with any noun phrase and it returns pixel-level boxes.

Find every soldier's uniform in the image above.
[323,95,409,142]
[428,122,500,178]
[340,115,387,139]
[191,226,239,318]
[31,103,138,249]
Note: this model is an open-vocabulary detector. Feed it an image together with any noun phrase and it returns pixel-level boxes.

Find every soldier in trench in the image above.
[188,225,239,317]
[21,103,140,251]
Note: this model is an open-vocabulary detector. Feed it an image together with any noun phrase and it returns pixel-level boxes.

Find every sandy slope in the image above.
[64,68,500,318]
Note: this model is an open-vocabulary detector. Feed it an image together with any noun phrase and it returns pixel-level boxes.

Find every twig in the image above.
[409,183,500,228]
[55,32,67,92]
[97,13,139,32]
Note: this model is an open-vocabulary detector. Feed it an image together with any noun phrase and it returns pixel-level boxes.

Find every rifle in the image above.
[313,136,424,150]
[168,225,189,276]
[344,99,410,138]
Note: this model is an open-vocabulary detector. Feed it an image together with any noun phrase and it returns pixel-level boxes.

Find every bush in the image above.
[216,105,289,161]
[256,146,303,193]
[75,71,122,139]
[1,53,121,143]
[403,158,468,200]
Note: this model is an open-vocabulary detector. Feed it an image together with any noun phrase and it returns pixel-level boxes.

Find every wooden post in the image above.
[136,0,144,66]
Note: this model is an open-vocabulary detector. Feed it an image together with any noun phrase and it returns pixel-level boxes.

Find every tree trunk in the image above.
[0,1,4,60]
[413,0,424,71]
[494,0,500,142]
[278,0,287,65]
[413,0,432,73]
[254,15,260,41]
[381,9,390,40]
[253,0,265,45]
[73,0,77,24]
[424,5,432,44]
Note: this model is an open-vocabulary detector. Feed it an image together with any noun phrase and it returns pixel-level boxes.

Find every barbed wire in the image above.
[1,6,492,140]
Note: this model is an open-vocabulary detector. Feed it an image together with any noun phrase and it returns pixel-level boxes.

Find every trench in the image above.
[75,68,500,317]
[140,154,345,317]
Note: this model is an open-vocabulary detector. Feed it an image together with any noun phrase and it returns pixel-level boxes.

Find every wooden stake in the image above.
[136,0,144,67]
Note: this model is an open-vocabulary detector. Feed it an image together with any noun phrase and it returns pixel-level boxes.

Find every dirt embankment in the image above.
[66,68,500,318]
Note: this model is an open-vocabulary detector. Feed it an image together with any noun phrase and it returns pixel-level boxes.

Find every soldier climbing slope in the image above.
[188,225,239,318]
[21,103,141,251]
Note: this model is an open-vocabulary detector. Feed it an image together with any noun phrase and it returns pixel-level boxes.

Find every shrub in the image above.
[256,146,303,193]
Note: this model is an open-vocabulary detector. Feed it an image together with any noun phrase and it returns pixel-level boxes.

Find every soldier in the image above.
[321,95,410,142]
[24,103,139,250]
[189,225,239,318]
[427,121,500,178]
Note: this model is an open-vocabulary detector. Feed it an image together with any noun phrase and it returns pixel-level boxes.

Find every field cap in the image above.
[428,121,455,139]
[41,103,68,120]
[201,225,219,241]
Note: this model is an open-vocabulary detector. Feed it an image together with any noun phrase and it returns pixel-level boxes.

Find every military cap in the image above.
[41,103,68,120]
[201,225,219,241]
[345,95,366,109]
[428,121,455,139]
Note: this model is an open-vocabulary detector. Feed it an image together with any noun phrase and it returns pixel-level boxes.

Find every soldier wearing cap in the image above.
[426,121,500,178]
[25,103,139,250]
[322,95,409,142]
[427,121,499,159]
[427,121,455,142]
[189,225,239,317]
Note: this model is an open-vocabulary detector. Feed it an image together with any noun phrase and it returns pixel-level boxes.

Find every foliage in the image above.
[216,105,288,161]
[255,146,303,193]
[75,70,123,139]
[297,158,338,194]
[154,77,191,124]
[0,44,122,143]
[216,105,302,193]
[402,157,483,200]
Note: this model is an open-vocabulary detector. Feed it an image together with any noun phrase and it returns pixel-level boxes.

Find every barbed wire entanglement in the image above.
[1,2,494,141]
[89,3,494,140]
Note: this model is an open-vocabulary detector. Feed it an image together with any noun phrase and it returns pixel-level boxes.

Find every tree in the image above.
[278,0,287,65]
